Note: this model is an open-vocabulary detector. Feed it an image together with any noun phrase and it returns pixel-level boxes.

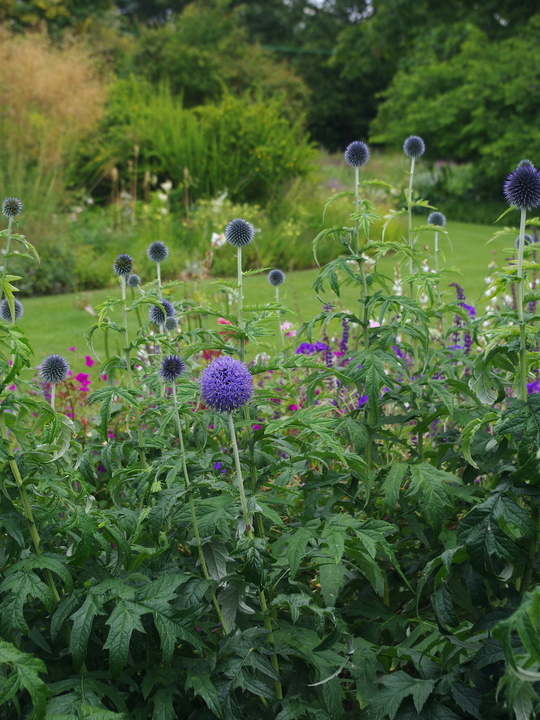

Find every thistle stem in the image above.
[157,262,162,299]
[228,411,252,537]
[517,207,528,400]
[276,286,285,351]
[0,216,13,307]
[121,276,147,469]
[172,384,229,633]
[407,157,416,300]
[354,166,370,351]
[50,383,56,411]
[237,247,245,362]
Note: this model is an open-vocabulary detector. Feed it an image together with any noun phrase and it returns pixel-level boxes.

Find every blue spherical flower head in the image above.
[113,254,133,277]
[164,316,178,332]
[127,273,141,288]
[40,354,69,384]
[147,241,169,263]
[0,298,23,323]
[504,165,540,209]
[160,355,185,383]
[225,218,254,248]
[515,233,534,249]
[344,141,370,168]
[268,269,285,287]
[428,211,446,227]
[149,299,174,325]
[403,136,425,159]
[2,197,23,218]
[200,356,253,412]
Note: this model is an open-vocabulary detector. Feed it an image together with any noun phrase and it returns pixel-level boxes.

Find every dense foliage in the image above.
[2,142,540,719]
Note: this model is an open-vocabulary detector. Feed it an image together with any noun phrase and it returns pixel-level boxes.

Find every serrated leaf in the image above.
[286,526,314,579]
[104,600,145,677]
[69,595,105,670]
[371,672,435,720]
[382,463,407,508]
[318,559,346,606]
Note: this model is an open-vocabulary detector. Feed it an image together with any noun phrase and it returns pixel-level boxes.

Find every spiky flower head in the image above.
[200,356,253,412]
[147,241,169,263]
[159,355,186,382]
[40,354,69,384]
[127,273,141,288]
[504,165,540,209]
[149,299,174,325]
[428,211,446,227]
[161,299,175,317]
[515,233,534,249]
[268,269,285,287]
[113,254,133,277]
[165,316,178,332]
[403,136,425,159]
[344,141,370,168]
[518,159,535,169]
[2,197,23,218]
[0,298,23,323]
[225,218,254,248]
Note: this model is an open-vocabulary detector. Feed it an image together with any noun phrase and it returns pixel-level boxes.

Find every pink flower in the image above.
[369,320,381,328]
[84,355,95,367]
[101,374,107,381]
[251,424,261,431]
[217,317,233,326]
[68,347,76,352]
[75,373,91,390]
[289,404,299,412]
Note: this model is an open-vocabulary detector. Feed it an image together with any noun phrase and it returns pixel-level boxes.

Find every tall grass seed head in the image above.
[403,135,425,159]
[0,298,23,323]
[113,254,133,277]
[127,273,141,288]
[504,165,540,209]
[200,355,253,412]
[147,241,169,263]
[268,269,285,286]
[428,211,446,227]
[2,197,23,218]
[40,354,70,384]
[225,218,254,248]
[160,355,185,382]
[515,233,534,249]
[344,141,370,168]
[165,316,178,332]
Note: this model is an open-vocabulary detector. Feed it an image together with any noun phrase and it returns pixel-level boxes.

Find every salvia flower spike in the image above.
[344,141,370,168]
[159,355,186,383]
[268,269,285,287]
[147,241,169,263]
[113,254,133,277]
[0,298,23,323]
[403,135,425,159]
[225,218,255,248]
[200,356,253,412]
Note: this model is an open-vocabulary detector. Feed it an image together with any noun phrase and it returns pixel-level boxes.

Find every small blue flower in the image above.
[147,241,169,263]
[200,356,253,412]
[159,355,185,382]
[127,274,141,288]
[0,298,23,323]
[113,254,133,277]
[344,141,370,168]
[504,165,540,209]
[268,269,285,286]
[403,136,425,159]
[225,219,254,248]
[40,354,70,384]
[2,198,23,218]
[428,211,446,227]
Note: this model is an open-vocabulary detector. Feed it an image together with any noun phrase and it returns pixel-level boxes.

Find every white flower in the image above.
[160,180,172,192]
[211,232,226,248]
[157,192,168,203]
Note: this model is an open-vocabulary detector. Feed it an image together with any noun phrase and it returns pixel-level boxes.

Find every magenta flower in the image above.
[84,355,95,367]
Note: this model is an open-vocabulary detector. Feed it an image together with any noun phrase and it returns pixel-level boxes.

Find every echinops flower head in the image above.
[2,197,23,218]
[225,218,254,248]
[344,141,370,168]
[427,211,446,227]
[200,356,253,412]
[518,159,535,169]
[127,274,141,288]
[504,165,540,209]
[164,316,178,332]
[0,298,23,323]
[403,136,425,159]
[515,233,534,249]
[161,299,175,317]
[113,254,133,277]
[147,241,169,263]
[40,354,70,384]
[268,269,285,287]
[160,355,185,382]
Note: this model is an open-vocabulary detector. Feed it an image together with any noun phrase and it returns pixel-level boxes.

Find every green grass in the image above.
[17,217,514,373]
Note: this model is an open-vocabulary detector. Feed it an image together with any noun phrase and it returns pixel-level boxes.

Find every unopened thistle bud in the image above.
[344,141,370,168]
[40,354,70,384]
[147,241,169,263]
[403,136,425,159]
[127,273,141,288]
[0,298,23,323]
[268,269,285,287]
[2,197,23,218]
[113,254,133,277]
[428,211,446,227]
[225,218,254,248]
[504,165,540,209]
[159,355,185,382]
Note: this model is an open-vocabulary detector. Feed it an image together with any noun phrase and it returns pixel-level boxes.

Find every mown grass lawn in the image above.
[18,218,514,372]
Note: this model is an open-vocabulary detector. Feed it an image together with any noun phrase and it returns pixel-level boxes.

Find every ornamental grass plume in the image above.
[40,354,69,409]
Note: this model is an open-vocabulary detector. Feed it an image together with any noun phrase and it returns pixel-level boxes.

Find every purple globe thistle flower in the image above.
[149,299,173,325]
[40,354,70,384]
[164,316,178,332]
[147,241,169,263]
[225,218,254,248]
[504,165,540,209]
[344,141,370,168]
[2,197,23,218]
[515,233,534,250]
[268,269,285,286]
[113,254,133,277]
[127,273,141,288]
[161,298,175,317]
[428,211,446,227]
[200,356,253,412]
[0,298,23,323]
[159,355,185,383]
[403,136,425,159]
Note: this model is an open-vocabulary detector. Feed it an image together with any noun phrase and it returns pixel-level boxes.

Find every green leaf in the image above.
[286,526,315,579]
[184,673,222,717]
[432,585,458,629]
[69,595,105,670]
[202,541,230,581]
[318,559,346,607]
[0,640,49,720]
[407,464,459,533]
[104,600,145,677]
[382,463,408,508]
[371,672,435,720]
[450,681,483,720]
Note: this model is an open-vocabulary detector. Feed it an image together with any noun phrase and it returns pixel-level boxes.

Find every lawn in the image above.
[18,218,513,372]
